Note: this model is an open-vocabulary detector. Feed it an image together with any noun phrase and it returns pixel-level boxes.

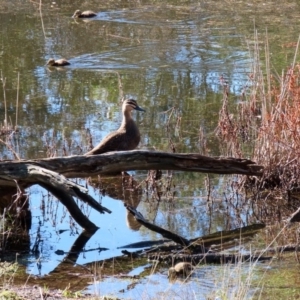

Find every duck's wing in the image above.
[85,131,131,155]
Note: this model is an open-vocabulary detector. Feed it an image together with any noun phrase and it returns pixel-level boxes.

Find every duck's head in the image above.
[46,58,56,66]
[122,99,145,113]
[167,267,177,279]
[72,10,82,18]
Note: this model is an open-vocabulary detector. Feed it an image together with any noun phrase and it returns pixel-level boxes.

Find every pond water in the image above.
[1,0,300,298]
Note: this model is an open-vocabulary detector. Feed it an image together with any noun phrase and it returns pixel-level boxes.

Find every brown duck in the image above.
[72,10,97,18]
[85,99,145,155]
[47,58,70,67]
[168,262,194,280]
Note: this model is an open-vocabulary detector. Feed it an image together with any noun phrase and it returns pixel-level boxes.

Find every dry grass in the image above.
[217,34,300,192]
[254,63,300,190]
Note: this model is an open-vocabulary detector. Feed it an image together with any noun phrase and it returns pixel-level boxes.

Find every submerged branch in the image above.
[147,252,272,265]
[126,204,190,246]
[125,204,265,249]
[6,165,111,231]
[124,205,270,264]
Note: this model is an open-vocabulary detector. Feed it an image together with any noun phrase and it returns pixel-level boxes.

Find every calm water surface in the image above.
[1,0,300,297]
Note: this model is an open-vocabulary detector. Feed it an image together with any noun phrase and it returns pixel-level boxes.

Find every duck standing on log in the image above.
[85,99,145,155]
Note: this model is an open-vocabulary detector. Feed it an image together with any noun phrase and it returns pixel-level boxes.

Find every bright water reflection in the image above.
[87,264,260,299]
[27,172,212,275]
[29,184,150,275]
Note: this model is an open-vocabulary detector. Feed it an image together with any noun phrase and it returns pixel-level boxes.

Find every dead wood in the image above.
[124,204,271,264]
[39,182,98,231]
[0,151,263,186]
[125,204,190,246]
[0,150,263,231]
[118,239,171,249]
[0,164,111,231]
[189,223,266,248]
[125,204,265,249]
[289,206,300,223]
[31,165,112,231]
[147,252,272,264]
[257,244,300,254]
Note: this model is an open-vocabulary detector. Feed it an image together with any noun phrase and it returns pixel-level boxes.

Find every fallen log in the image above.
[125,204,190,246]
[0,150,263,186]
[0,150,263,231]
[147,252,272,265]
[125,204,265,249]
[123,205,271,264]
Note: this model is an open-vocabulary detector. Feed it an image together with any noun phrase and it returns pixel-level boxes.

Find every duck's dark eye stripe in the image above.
[126,100,137,108]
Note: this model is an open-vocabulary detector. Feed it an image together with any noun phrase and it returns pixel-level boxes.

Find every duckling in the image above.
[72,10,97,18]
[46,58,70,67]
[168,262,194,280]
[85,99,145,155]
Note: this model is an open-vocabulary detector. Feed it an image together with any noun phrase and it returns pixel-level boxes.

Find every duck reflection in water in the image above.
[88,173,143,231]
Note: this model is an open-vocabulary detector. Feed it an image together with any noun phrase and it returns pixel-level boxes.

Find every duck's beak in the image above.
[135,105,146,112]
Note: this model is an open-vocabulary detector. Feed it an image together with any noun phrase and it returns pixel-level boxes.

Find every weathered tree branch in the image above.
[0,150,263,186]
[0,151,263,231]
[147,252,272,265]
[25,166,111,231]
[126,204,190,246]
[123,205,270,264]
[125,204,265,249]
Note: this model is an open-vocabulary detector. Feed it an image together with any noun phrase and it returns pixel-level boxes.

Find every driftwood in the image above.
[125,204,265,248]
[147,252,272,265]
[0,150,263,231]
[14,222,271,291]
[0,151,263,185]
[125,204,190,246]
[124,204,271,263]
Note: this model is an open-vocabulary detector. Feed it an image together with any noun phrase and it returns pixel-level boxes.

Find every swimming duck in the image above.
[85,99,145,155]
[72,10,97,18]
[46,58,70,67]
[168,262,194,280]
